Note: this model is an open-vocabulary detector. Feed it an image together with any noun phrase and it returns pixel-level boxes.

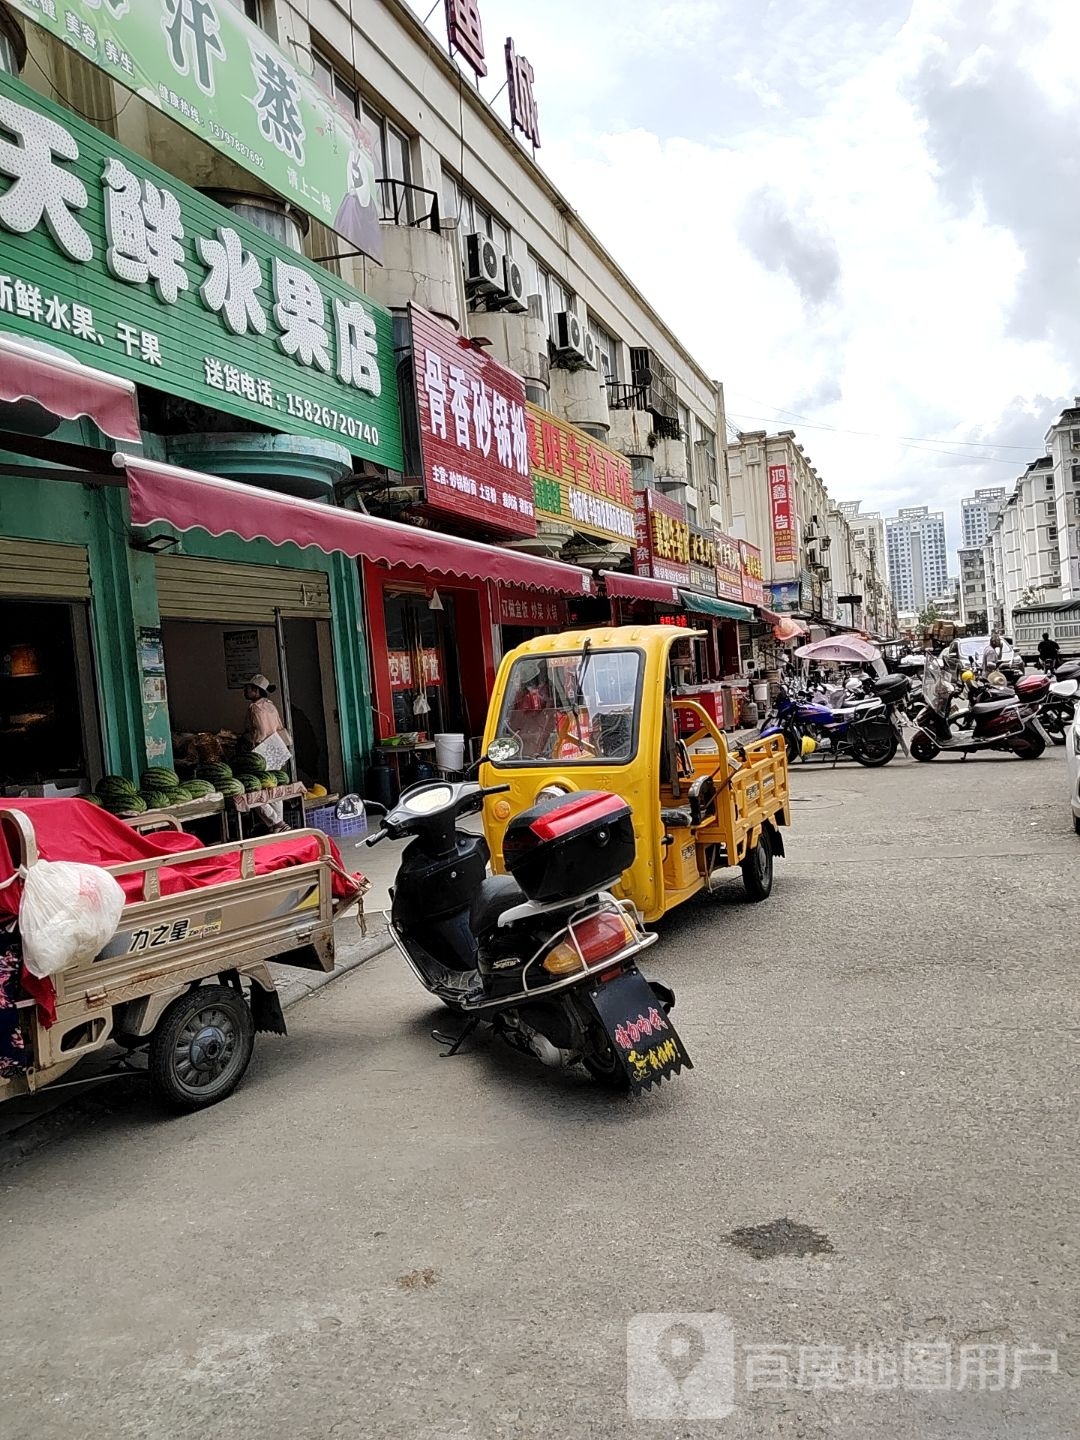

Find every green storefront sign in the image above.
[0,72,403,469]
[7,0,384,261]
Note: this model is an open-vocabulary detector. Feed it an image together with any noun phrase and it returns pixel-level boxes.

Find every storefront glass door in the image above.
[383,589,465,736]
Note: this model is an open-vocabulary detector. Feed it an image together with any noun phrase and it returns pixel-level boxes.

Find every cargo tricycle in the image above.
[480,625,791,924]
[0,799,365,1112]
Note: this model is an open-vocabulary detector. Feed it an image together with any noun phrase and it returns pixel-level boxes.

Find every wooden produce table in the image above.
[123,794,227,841]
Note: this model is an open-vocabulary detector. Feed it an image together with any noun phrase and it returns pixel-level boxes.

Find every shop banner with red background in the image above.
[739,540,766,607]
[688,525,717,595]
[769,463,797,564]
[498,588,566,627]
[410,304,537,537]
[634,488,690,586]
[714,530,743,601]
[388,649,442,690]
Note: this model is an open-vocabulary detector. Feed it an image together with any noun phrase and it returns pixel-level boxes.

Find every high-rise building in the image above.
[958,546,989,629]
[960,488,1008,549]
[884,506,949,612]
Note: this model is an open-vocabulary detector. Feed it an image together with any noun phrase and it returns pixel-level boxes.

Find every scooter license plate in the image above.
[589,969,693,1091]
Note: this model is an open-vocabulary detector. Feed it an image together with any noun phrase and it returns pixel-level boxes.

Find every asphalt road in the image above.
[2,748,1078,1439]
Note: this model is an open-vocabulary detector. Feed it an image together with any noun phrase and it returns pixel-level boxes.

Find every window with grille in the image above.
[587,316,619,379]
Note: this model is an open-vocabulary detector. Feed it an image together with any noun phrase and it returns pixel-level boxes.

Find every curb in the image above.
[272,922,394,1010]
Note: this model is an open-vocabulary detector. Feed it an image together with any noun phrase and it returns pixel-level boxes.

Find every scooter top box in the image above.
[503,791,635,903]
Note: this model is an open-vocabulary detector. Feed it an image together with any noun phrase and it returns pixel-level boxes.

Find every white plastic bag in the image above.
[19,860,126,979]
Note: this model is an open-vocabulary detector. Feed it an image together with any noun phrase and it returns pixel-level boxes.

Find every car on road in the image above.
[1069,703,1080,835]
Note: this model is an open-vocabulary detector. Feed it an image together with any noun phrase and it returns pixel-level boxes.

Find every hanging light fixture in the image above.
[428,588,444,612]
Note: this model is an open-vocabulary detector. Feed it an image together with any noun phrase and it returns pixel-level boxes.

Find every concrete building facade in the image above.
[960,487,1007,550]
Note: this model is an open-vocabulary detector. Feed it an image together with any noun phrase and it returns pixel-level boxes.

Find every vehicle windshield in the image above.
[489,649,641,764]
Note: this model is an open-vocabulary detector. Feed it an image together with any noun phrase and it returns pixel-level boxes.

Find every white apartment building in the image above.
[983,458,1062,629]
[1044,401,1080,599]
[884,507,949,613]
[960,488,1007,550]
[837,501,894,636]
[958,546,989,629]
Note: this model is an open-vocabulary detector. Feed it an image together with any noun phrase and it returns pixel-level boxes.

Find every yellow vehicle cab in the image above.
[480,625,791,923]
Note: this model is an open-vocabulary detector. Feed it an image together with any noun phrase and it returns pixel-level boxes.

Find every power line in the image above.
[725,411,1032,466]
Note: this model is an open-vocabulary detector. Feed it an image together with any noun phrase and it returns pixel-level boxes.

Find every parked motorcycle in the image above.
[1043,658,1080,745]
[760,672,909,767]
[910,657,1047,761]
[366,779,692,1092]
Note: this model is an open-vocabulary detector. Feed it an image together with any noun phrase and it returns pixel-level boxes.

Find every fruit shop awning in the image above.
[678,590,754,622]
[600,570,681,605]
[114,455,596,596]
[0,335,141,443]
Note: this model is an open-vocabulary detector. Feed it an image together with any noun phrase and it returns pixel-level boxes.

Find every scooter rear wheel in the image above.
[910,732,940,762]
[582,1032,631,1090]
[850,727,897,768]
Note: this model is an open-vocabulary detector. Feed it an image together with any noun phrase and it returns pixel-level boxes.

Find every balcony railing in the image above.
[605,380,681,440]
[377,178,442,232]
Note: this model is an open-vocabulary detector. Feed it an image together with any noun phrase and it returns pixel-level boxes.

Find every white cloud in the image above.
[407,0,1080,561]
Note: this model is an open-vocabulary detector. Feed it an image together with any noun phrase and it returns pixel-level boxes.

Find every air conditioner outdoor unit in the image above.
[554,310,587,364]
[501,255,527,312]
[464,232,503,294]
[581,329,598,370]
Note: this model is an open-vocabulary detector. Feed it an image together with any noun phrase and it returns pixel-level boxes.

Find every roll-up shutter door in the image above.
[154,557,331,622]
[0,539,91,599]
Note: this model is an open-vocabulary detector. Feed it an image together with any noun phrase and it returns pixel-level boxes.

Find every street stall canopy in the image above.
[116,456,596,596]
[795,636,881,665]
[678,590,754,622]
[0,335,141,442]
[599,570,681,605]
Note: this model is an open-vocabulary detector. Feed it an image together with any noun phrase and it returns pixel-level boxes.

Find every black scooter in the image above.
[365,780,692,1092]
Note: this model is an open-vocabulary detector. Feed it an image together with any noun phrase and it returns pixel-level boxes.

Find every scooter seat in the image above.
[471,874,527,938]
[972,697,1016,716]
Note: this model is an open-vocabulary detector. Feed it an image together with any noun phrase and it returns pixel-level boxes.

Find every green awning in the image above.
[679,589,753,621]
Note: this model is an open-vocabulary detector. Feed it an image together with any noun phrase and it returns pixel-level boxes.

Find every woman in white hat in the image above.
[243,674,292,831]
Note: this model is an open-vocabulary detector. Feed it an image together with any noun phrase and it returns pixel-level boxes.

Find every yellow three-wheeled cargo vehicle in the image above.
[480,625,791,924]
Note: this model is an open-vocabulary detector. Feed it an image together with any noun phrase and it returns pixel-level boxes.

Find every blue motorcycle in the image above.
[760,673,910,767]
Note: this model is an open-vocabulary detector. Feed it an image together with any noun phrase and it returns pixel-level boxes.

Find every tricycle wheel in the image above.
[148,984,255,1111]
[741,834,774,902]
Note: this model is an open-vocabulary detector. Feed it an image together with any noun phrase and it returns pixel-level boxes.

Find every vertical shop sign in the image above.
[687,525,717,595]
[769,463,797,564]
[411,304,537,537]
[633,488,690,586]
[713,531,744,602]
[738,540,766,608]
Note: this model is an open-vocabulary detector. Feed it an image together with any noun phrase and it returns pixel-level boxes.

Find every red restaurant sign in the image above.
[769,463,797,565]
[411,304,537,537]
[498,588,566,627]
[634,487,690,586]
[739,539,766,607]
[445,0,487,77]
[714,529,743,602]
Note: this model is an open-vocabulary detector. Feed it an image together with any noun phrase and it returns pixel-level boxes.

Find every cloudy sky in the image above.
[409,0,1080,563]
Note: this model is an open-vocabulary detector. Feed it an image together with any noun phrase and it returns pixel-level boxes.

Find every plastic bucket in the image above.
[753,681,769,705]
[434,733,465,770]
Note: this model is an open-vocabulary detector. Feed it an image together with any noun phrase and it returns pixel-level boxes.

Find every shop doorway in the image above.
[383,588,468,737]
[0,598,103,789]
[159,616,344,794]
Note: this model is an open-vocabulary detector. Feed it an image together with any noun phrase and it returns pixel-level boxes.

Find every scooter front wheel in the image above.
[910,731,940,762]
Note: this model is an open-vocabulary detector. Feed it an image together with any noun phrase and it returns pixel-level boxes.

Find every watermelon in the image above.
[82,794,103,807]
[141,767,179,790]
[185,779,214,799]
[196,762,233,782]
[97,775,137,797]
[217,779,245,797]
[140,790,172,810]
[273,770,291,786]
[169,787,193,804]
[244,751,268,774]
[243,776,264,793]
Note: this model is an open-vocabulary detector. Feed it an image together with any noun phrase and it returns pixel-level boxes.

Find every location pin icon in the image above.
[656,1321,706,1386]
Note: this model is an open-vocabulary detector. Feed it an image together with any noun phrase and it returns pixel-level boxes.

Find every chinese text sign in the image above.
[769,463,797,565]
[0,73,402,467]
[526,403,634,545]
[739,540,765,607]
[634,487,690,586]
[7,0,384,261]
[411,304,536,537]
[714,529,743,601]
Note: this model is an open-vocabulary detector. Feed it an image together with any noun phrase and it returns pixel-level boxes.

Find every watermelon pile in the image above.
[96,776,146,816]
